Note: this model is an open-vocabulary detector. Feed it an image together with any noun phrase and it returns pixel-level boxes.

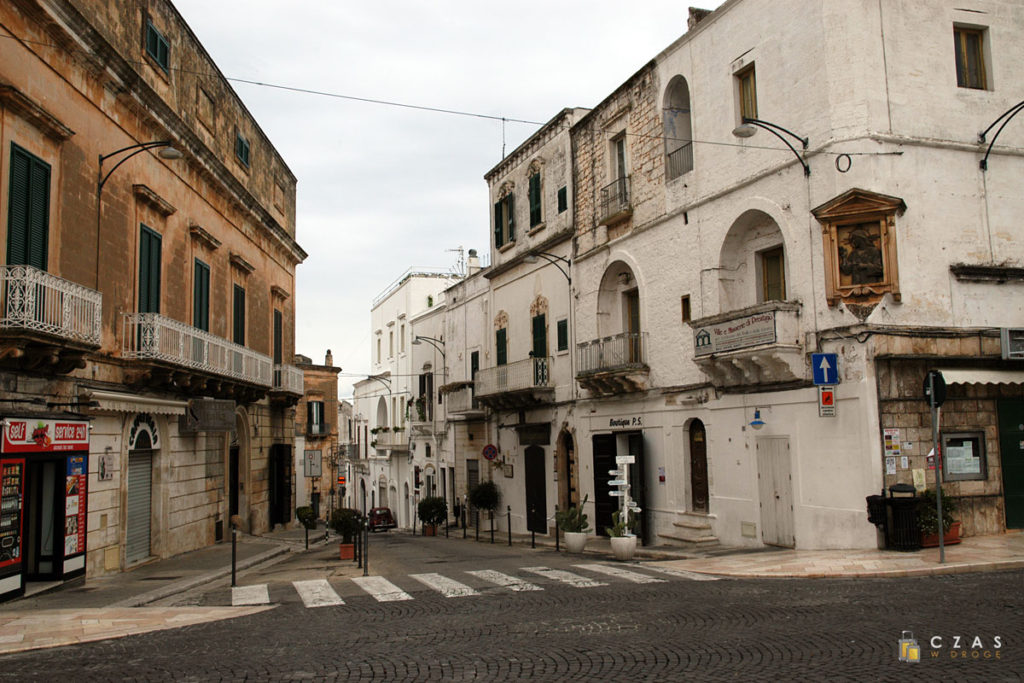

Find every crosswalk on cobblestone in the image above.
[229,563,695,607]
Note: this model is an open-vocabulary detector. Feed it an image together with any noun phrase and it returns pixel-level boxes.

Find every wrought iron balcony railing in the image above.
[307,422,330,438]
[475,356,550,397]
[666,142,694,179]
[273,363,303,394]
[122,312,272,386]
[599,175,631,223]
[576,332,648,375]
[0,265,102,346]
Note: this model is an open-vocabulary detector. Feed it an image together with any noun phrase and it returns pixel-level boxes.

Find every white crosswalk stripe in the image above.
[410,572,479,597]
[466,569,543,592]
[640,565,721,581]
[521,566,608,588]
[352,575,413,602]
[293,579,345,607]
[573,563,667,584]
[232,584,270,606]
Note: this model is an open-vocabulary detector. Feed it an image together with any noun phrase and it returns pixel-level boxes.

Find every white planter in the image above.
[610,535,637,561]
[563,531,588,553]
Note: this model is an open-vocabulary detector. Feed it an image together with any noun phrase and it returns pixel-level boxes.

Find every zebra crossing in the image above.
[230,563,717,607]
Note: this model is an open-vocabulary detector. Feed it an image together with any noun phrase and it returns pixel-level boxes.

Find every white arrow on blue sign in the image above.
[609,490,626,497]
[608,479,628,486]
[812,353,839,385]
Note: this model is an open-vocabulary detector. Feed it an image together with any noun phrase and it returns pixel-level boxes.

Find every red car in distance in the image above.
[368,507,397,532]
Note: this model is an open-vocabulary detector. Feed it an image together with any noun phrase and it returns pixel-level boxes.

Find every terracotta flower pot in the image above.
[339,543,355,560]
[423,524,437,537]
[921,521,961,548]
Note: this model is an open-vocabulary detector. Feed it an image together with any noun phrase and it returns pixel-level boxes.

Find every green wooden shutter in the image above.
[506,193,515,242]
[532,314,546,358]
[529,173,541,227]
[557,186,567,213]
[495,328,507,366]
[233,285,246,345]
[193,259,210,331]
[557,319,568,351]
[494,200,503,248]
[7,144,50,270]
[138,225,161,313]
[273,309,283,364]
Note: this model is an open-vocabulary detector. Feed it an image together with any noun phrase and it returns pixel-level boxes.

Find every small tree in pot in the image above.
[556,494,590,553]
[295,505,317,550]
[417,496,447,536]
[330,508,364,559]
[469,480,501,538]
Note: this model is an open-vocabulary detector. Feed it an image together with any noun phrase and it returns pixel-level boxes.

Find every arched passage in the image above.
[664,75,693,179]
[718,210,787,311]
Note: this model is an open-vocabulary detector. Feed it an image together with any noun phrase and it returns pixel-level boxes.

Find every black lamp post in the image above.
[732,118,810,176]
[978,99,1024,171]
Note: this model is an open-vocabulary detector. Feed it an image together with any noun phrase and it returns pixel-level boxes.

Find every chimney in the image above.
[325,349,333,366]
[467,248,481,276]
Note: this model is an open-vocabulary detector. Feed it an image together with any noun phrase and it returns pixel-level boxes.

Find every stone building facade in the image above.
[0,0,304,597]
[293,351,341,520]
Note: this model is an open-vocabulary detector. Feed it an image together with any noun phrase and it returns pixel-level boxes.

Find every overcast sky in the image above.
[171,1,723,397]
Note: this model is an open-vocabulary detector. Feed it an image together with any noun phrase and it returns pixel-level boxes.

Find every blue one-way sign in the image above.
[812,353,839,385]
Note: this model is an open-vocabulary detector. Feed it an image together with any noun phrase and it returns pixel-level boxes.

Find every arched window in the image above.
[664,76,693,180]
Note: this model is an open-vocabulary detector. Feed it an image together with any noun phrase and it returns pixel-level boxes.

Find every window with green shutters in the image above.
[233,284,246,345]
[532,314,546,358]
[557,318,568,352]
[528,173,542,227]
[193,259,210,331]
[7,144,50,270]
[495,328,507,366]
[273,309,283,364]
[145,20,170,72]
[138,225,161,313]
[235,132,250,167]
[494,193,514,248]
[557,186,567,214]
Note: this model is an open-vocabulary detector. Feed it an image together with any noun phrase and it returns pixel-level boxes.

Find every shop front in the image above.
[0,415,90,602]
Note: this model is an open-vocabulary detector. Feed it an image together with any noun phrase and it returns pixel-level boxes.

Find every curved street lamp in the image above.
[978,99,1024,171]
[732,118,810,176]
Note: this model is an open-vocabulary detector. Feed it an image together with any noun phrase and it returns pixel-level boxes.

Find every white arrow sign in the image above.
[627,503,641,511]
[609,490,626,497]
[615,455,636,465]
[819,355,832,382]
[608,479,628,486]
[608,469,623,477]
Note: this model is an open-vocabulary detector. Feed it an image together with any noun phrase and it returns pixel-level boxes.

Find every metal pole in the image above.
[231,526,237,587]
[304,525,308,551]
[475,510,479,542]
[446,507,450,538]
[930,373,945,564]
[555,504,559,552]
[508,505,512,546]
[356,520,362,569]
[490,510,495,544]
[363,520,369,576]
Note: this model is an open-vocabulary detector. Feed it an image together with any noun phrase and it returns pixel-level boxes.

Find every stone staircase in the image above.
[658,512,720,549]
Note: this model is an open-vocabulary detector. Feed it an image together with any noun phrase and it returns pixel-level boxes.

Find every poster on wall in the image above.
[64,456,87,556]
[883,428,901,458]
[2,419,89,453]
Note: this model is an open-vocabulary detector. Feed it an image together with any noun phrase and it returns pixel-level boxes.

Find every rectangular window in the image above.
[494,193,515,248]
[273,309,283,364]
[532,314,547,358]
[954,26,987,90]
[193,259,210,331]
[377,337,381,363]
[942,431,986,481]
[557,186,568,213]
[308,401,324,435]
[470,350,479,379]
[528,172,542,227]
[400,324,406,353]
[557,318,568,352]
[681,295,691,323]
[145,20,170,72]
[760,246,786,302]
[389,330,394,357]
[233,284,246,345]
[235,131,250,167]
[495,328,507,366]
[737,64,757,120]
[7,144,50,270]
[139,225,162,313]
[612,135,627,181]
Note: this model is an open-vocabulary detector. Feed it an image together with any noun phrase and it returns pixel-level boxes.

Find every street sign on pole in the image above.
[812,353,839,386]
[609,490,626,497]
[608,469,624,477]
[615,455,636,465]
[608,479,628,486]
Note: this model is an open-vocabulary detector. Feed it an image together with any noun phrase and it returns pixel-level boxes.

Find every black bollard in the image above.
[490,511,495,544]
[363,521,369,577]
[555,504,560,552]
[475,510,479,542]
[231,525,237,587]
[507,505,512,546]
[304,525,308,551]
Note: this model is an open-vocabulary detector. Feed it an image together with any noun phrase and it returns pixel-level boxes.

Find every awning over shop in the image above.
[84,390,188,416]
[937,369,1024,386]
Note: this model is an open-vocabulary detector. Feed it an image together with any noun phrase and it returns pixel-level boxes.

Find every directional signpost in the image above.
[610,455,639,536]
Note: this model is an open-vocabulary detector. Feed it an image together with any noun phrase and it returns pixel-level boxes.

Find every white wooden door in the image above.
[756,437,794,548]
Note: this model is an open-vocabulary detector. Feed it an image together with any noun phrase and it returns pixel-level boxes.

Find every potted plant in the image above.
[606,509,639,561]
[417,496,447,536]
[917,488,960,547]
[469,480,501,536]
[295,505,317,549]
[415,396,427,422]
[330,508,363,559]
[556,494,590,553]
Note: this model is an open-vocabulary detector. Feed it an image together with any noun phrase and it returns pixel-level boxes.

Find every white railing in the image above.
[122,312,272,387]
[372,429,409,449]
[273,363,303,394]
[0,265,102,346]
[577,332,648,375]
[475,357,550,397]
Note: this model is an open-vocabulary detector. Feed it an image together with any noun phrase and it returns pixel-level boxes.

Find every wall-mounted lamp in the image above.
[749,408,766,430]
[732,118,810,176]
[978,99,1024,171]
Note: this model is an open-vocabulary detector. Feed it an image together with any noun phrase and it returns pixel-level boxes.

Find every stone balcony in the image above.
[0,265,102,374]
[690,301,804,389]
[475,357,554,410]
[122,312,272,403]
[270,363,303,405]
[576,331,649,395]
[443,381,486,420]
[373,428,409,452]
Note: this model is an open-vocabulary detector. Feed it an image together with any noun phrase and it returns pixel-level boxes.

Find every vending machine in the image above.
[0,416,90,602]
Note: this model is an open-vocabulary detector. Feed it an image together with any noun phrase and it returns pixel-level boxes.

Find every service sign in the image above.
[2,419,89,453]
[693,311,776,357]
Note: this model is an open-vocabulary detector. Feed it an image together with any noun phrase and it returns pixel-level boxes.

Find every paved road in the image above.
[0,534,1020,680]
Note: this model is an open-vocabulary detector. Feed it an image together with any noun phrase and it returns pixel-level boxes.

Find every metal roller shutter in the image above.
[126,451,152,564]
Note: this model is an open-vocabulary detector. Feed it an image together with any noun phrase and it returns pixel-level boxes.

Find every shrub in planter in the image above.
[295,506,317,530]
[469,480,501,513]
[330,508,364,544]
[916,488,957,536]
[605,509,639,538]
[556,494,590,533]
[418,496,448,530]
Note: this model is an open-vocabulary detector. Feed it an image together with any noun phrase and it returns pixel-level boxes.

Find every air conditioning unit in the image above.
[1001,328,1024,360]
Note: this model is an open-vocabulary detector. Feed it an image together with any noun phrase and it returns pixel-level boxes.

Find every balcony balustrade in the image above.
[599,175,632,225]
[307,422,331,438]
[444,382,485,419]
[576,332,649,395]
[475,356,553,410]
[666,142,694,180]
[272,363,304,395]
[372,428,409,451]
[122,312,272,399]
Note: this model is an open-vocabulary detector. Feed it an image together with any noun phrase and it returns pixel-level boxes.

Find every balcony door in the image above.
[7,144,49,271]
[138,226,161,314]
[625,289,640,363]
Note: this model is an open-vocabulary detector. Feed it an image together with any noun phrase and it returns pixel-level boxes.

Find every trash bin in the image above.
[887,483,921,551]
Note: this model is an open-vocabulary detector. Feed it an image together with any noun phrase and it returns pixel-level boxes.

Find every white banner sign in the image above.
[694,311,776,356]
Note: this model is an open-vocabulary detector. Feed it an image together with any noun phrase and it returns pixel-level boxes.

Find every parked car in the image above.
[368,507,397,532]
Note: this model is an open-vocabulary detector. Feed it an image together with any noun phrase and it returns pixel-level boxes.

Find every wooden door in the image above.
[690,420,709,513]
[524,446,547,534]
[756,437,794,547]
[592,434,617,536]
[999,400,1024,529]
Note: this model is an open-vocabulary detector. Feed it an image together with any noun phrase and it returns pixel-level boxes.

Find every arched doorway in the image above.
[717,210,788,311]
[556,428,577,513]
[126,430,155,565]
[689,420,708,513]
[228,411,249,529]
